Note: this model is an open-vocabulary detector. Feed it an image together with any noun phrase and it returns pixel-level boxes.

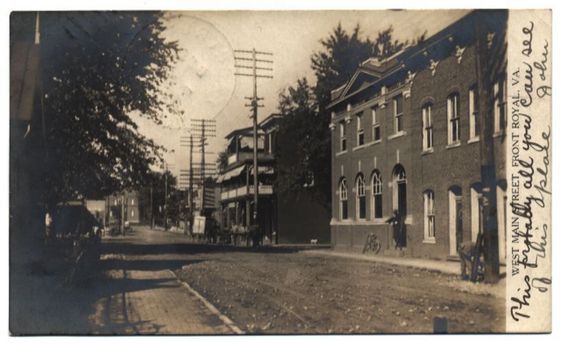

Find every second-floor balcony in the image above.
[227,150,274,167]
[220,184,274,201]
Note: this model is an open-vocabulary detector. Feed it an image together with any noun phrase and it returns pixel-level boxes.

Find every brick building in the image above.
[106,191,141,226]
[328,10,507,261]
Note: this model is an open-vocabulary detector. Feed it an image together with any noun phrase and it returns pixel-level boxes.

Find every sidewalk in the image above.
[90,260,234,334]
[11,230,236,335]
[300,249,506,299]
[301,249,506,276]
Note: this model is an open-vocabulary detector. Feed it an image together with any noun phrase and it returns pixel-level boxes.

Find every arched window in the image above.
[423,190,435,241]
[447,93,460,144]
[422,103,433,150]
[371,171,383,218]
[356,174,366,219]
[339,178,348,220]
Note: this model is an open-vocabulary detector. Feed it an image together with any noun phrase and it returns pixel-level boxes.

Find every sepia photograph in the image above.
[8,5,552,336]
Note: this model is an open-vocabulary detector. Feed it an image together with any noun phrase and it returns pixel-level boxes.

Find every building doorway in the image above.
[448,186,463,256]
[392,164,407,247]
[497,181,507,264]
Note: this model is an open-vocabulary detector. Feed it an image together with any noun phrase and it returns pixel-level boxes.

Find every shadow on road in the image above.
[102,241,323,256]
[100,257,204,272]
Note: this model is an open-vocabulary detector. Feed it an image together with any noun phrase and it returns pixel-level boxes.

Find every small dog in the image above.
[310,239,318,245]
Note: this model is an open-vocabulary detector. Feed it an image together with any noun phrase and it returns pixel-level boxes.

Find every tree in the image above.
[216,151,229,173]
[311,24,374,113]
[138,170,178,225]
[276,78,331,206]
[371,26,423,62]
[37,12,179,205]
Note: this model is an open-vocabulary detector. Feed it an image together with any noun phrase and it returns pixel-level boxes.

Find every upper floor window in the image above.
[356,174,366,219]
[423,190,436,241]
[494,77,507,134]
[422,103,433,151]
[371,171,383,219]
[447,93,460,144]
[356,113,364,146]
[339,122,347,152]
[131,198,135,205]
[469,86,479,139]
[264,133,271,153]
[339,178,348,220]
[393,95,404,133]
[371,107,381,141]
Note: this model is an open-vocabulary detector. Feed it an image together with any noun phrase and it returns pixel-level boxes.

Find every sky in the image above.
[132,10,471,187]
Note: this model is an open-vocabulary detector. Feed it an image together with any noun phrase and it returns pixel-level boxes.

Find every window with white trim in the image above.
[393,95,404,133]
[371,171,383,218]
[356,113,364,146]
[371,107,381,141]
[423,190,435,241]
[356,174,366,219]
[339,178,348,220]
[494,77,507,133]
[339,121,347,152]
[422,103,433,150]
[468,86,479,139]
[447,93,460,144]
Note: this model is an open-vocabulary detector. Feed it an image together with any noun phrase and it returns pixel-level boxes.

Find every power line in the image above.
[233,48,274,244]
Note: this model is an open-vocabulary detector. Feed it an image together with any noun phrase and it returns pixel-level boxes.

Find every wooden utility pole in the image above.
[181,132,217,231]
[180,135,195,220]
[164,163,169,230]
[234,48,273,243]
[189,135,193,213]
[120,193,125,236]
[190,119,216,215]
[150,181,154,230]
[474,13,503,283]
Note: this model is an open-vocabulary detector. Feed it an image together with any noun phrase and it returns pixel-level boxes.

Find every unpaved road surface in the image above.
[16,227,505,335]
[145,231,505,334]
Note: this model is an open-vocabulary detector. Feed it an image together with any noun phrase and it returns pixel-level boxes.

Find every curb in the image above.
[300,249,460,275]
[167,270,244,334]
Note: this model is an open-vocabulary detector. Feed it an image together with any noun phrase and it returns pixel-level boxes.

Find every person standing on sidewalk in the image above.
[386,210,402,250]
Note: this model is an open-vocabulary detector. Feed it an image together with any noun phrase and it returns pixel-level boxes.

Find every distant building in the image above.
[106,191,140,226]
[327,10,507,261]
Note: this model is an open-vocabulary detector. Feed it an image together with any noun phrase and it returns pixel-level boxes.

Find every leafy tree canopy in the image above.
[39,12,179,204]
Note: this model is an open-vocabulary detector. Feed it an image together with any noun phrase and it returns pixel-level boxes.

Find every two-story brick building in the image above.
[106,191,141,227]
[328,10,507,262]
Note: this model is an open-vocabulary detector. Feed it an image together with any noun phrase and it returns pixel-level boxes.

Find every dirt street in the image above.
[14,227,503,334]
[168,236,505,333]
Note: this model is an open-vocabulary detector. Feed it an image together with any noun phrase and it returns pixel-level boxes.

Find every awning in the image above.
[217,165,246,183]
